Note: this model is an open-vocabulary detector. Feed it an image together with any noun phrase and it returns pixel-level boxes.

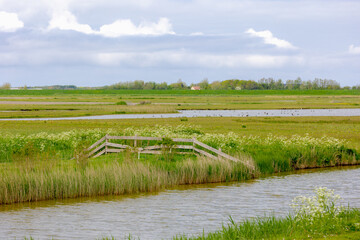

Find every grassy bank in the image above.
[174,210,360,240]
[174,188,360,240]
[0,125,359,204]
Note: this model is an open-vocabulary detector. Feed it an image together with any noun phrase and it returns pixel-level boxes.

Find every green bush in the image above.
[116,101,127,105]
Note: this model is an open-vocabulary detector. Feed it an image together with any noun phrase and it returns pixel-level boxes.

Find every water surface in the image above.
[1,166,359,239]
[1,108,360,121]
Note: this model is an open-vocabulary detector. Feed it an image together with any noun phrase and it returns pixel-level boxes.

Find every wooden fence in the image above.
[85,135,254,170]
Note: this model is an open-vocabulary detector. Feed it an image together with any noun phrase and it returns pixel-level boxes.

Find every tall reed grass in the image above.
[0,155,254,204]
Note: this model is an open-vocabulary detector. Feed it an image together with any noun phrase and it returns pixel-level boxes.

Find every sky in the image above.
[0,0,359,87]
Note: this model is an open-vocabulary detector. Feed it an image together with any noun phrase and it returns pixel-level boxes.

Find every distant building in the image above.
[191,86,201,90]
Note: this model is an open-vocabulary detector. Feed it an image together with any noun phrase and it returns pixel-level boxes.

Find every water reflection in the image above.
[1,166,359,240]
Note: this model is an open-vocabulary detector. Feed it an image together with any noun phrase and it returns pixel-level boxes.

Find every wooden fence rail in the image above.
[85,135,254,170]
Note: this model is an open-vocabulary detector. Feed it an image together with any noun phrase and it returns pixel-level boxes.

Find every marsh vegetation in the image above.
[0,125,358,204]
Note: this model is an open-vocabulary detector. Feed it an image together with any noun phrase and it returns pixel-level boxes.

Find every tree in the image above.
[293,77,302,90]
[198,78,209,90]
[170,79,187,89]
[132,80,145,89]
[221,79,236,90]
[210,81,222,90]
[275,79,284,90]
[0,82,11,89]
[144,81,156,90]
[156,82,168,90]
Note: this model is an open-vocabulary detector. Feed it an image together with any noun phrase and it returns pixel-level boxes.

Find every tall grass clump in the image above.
[199,132,359,173]
[0,155,254,204]
[174,187,360,240]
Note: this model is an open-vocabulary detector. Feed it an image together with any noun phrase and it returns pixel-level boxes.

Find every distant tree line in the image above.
[2,79,359,90]
[104,78,360,90]
[105,80,170,90]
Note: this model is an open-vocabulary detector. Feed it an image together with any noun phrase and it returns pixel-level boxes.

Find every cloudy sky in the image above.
[0,0,359,87]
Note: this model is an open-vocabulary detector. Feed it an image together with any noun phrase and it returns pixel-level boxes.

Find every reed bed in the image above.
[0,156,254,204]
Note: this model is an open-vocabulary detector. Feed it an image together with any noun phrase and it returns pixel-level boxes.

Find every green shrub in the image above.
[116,101,127,105]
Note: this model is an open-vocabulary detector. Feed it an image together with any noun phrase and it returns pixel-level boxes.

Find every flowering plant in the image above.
[291,187,345,225]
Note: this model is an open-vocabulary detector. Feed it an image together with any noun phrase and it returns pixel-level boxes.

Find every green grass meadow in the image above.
[0,89,360,118]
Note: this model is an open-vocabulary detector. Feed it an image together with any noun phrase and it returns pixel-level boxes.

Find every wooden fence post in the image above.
[105,134,108,154]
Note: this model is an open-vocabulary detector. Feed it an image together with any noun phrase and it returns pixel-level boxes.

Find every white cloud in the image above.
[98,17,175,37]
[47,10,174,37]
[0,11,24,32]
[48,10,94,34]
[245,28,296,49]
[349,44,360,54]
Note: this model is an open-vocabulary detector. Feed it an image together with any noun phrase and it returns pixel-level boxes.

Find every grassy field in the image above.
[1,116,360,150]
[0,89,359,118]
[1,89,360,96]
